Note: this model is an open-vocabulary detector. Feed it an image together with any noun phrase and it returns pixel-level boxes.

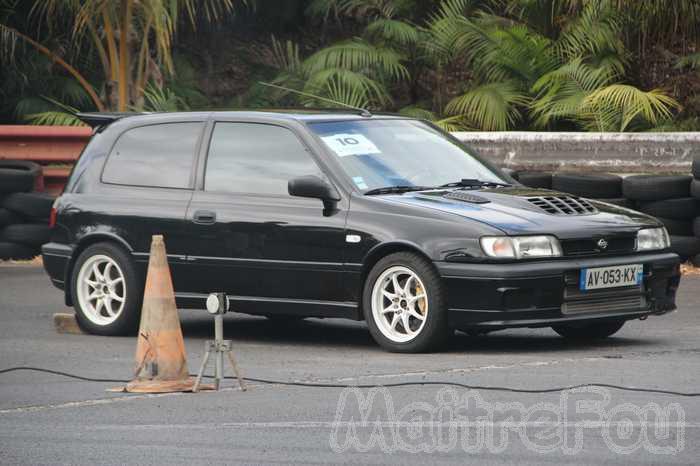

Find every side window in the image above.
[205,122,323,196]
[102,122,202,189]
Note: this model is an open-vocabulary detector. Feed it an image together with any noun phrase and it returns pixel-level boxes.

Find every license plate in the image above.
[579,264,643,291]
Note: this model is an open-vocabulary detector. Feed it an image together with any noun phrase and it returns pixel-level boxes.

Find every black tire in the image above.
[655,217,693,236]
[622,175,692,201]
[0,160,41,194]
[552,172,622,198]
[0,241,38,260]
[694,217,700,238]
[363,252,448,353]
[70,242,142,335]
[636,197,699,221]
[552,320,625,340]
[669,235,700,259]
[0,207,20,227]
[517,171,552,189]
[2,192,55,219]
[597,198,634,209]
[0,223,51,247]
[691,179,700,199]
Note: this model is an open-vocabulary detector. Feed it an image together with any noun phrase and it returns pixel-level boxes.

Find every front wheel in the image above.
[71,242,142,335]
[552,320,625,341]
[363,252,448,353]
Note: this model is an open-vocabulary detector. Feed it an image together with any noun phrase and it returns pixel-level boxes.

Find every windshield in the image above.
[308,119,504,192]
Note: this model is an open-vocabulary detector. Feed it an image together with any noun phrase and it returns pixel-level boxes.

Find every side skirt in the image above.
[175,292,361,320]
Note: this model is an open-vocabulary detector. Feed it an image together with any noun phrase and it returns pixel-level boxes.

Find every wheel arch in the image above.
[64,233,134,306]
[356,241,436,319]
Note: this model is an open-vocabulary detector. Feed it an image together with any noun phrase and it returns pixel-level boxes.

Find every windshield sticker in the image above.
[321,133,381,157]
[352,176,368,190]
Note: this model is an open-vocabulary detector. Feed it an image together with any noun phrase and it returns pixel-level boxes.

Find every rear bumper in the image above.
[41,242,74,291]
[437,252,681,329]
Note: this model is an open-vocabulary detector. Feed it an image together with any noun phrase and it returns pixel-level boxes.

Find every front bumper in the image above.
[437,252,680,329]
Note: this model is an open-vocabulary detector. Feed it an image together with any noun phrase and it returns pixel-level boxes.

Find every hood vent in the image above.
[527,196,597,215]
[443,191,490,204]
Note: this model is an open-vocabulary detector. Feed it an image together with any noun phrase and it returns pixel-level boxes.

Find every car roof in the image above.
[77,110,409,128]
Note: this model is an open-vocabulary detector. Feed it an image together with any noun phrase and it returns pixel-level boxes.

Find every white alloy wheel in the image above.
[76,254,127,326]
[370,265,428,343]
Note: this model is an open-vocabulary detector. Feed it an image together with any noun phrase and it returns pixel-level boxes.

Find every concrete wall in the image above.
[453,132,700,173]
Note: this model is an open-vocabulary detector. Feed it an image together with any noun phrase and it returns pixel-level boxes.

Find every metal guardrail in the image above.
[1,126,698,194]
[0,125,91,194]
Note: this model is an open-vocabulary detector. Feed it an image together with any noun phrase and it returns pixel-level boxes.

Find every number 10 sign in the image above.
[321,133,381,157]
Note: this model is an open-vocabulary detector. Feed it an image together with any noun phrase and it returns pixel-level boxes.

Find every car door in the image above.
[183,120,350,316]
[96,120,204,290]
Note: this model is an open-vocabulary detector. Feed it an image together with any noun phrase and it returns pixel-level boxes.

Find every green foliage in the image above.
[23,96,86,126]
[166,53,209,109]
[678,53,700,70]
[365,18,418,45]
[418,0,680,131]
[303,39,408,80]
[136,83,189,112]
[1,0,697,130]
[445,81,530,131]
[581,85,680,132]
[26,110,84,126]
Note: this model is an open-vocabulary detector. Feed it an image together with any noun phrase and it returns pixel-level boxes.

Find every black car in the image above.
[42,110,680,352]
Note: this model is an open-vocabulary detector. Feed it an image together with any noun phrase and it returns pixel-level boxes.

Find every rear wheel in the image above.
[363,252,448,353]
[552,320,625,340]
[71,242,142,335]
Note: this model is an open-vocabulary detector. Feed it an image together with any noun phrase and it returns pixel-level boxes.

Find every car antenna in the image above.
[258,81,373,117]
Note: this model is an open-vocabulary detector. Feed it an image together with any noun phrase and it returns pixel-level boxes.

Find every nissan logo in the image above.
[597,238,609,250]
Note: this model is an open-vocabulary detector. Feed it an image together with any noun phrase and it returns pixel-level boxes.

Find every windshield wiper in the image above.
[438,179,512,189]
[364,185,433,196]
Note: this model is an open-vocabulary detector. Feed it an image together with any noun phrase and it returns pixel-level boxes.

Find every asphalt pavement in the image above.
[0,264,698,465]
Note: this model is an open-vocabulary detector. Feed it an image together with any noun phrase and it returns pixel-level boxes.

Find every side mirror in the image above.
[288,175,340,210]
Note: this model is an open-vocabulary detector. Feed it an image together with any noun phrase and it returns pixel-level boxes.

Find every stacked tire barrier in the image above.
[0,160,55,260]
[623,175,700,263]
[692,158,700,266]
[514,164,700,263]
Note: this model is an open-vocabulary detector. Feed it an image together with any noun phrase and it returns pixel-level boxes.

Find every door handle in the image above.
[192,210,216,225]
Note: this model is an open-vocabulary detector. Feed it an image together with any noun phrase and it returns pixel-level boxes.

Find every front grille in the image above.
[562,295,646,314]
[527,196,598,215]
[562,235,636,256]
[562,273,647,315]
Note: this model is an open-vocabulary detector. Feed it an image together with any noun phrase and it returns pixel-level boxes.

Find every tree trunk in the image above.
[118,0,133,111]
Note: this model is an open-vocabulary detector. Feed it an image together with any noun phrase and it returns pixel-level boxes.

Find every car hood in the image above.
[379,187,659,239]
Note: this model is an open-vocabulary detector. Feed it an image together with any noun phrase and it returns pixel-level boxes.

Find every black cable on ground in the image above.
[0,367,127,383]
[1,366,699,397]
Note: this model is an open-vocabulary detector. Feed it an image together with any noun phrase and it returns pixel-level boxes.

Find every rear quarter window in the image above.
[102,122,203,189]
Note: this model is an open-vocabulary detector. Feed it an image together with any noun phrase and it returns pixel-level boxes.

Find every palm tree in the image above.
[267,0,418,110]
[269,0,681,131]
[1,0,241,112]
[424,0,680,131]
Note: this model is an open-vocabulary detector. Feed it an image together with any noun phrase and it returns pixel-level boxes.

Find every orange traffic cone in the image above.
[123,235,198,393]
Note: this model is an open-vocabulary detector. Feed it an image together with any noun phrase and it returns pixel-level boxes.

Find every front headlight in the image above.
[636,227,670,251]
[480,235,562,259]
